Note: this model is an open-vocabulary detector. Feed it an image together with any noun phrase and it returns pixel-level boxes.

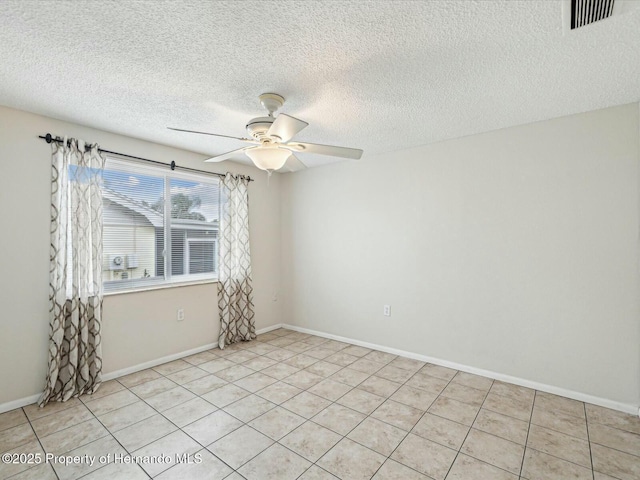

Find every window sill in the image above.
[103,278,218,297]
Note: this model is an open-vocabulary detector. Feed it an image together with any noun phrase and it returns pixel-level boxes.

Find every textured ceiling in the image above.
[1,0,639,170]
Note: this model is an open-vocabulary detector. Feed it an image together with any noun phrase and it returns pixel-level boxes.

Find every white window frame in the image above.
[102,156,221,294]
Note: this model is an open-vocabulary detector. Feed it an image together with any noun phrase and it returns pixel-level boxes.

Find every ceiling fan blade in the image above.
[282,154,307,172]
[168,127,256,144]
[203,147,250,163]
[285,141,363,160]
[266,114,309,143]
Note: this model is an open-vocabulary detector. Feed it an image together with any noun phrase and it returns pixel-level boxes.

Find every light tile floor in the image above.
[1,328,639,479]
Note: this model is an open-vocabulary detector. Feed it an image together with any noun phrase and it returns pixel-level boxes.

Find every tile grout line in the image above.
[584,402,596,480]
[301,360,430,480]
[441,378,494,480]
[225,333,341,479]
[21,415,61,480]
[526,416,592,442]
[373,363,475,478]
[521,443,604,477]
[491,387,609,478]
[420,378,555,478]
[68,371,210,478]
[121,385,241,478]
[16,400,86,480]
[370,371,458,480]
[224,335,320,478]
[75,379,153,479]
[241,336,432,478]
[268,350,400,477]
[206,423,273,477]
[493,393,639,461]
[120,376,240,478]
[148,335,337,478]
[5,402,90,480]
[467,386,595,479]
[521,396,611,476]
[471,387,617,453]
[518,389,537,479]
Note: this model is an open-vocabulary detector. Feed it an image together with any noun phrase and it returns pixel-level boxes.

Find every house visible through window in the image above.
[102,157,221,292]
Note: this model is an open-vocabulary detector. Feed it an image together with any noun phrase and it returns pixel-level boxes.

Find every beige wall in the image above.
[0,106,282,404]
[2,102,639,411]
[281,103,640,408]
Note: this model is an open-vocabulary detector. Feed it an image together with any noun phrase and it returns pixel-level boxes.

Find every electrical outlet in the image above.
[272,292,278,302]
[383,305,391,316]
[177,308,185,322]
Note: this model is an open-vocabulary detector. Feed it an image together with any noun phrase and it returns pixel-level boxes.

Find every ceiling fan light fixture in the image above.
[245,144,291,171]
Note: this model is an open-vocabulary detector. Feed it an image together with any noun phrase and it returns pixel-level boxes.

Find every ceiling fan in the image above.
[168,93,363,173]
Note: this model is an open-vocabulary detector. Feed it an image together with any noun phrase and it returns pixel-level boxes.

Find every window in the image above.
[102,157,221,292]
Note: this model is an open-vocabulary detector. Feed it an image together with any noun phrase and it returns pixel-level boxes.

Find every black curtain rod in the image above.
[38,133,253,182]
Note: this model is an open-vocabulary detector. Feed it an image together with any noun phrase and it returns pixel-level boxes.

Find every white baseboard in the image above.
[282,324,640,417]
[102,323,283,381]
[102,343,218,381]
[255,323,284,335]
[0,323,284,415]
[0,394,41,415]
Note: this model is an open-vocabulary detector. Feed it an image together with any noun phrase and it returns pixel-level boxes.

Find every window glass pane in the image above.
[102,164,164,286]
[171,229,185,276]
[188,241,215,274]
[100,158,221,292]
[169,178,220,279]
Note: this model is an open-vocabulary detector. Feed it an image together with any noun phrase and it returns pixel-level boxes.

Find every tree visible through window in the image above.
[151,193,206,221]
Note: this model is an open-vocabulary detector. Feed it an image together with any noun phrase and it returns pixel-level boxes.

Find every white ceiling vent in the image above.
[562,0,640,33]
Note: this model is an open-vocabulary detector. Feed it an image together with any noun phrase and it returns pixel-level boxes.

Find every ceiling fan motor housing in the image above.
[246,116,275,141]
[259,93,285,115]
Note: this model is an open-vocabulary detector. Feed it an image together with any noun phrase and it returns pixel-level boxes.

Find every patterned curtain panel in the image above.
[39,138,105,406]
[218,173,255,349]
